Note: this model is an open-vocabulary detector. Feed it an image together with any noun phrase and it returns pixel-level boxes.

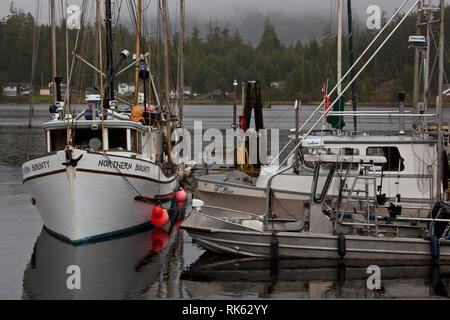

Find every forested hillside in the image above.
[1,3,450,104]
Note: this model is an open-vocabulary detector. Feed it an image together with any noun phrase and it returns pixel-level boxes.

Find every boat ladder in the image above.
[341,162,380,234]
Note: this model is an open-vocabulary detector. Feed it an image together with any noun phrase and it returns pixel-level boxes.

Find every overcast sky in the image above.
[0,0,447,43]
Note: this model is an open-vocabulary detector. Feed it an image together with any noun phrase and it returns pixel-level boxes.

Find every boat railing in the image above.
[269,0,420,168]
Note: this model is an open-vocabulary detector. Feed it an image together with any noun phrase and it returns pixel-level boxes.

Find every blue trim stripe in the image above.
[44,221,155,246]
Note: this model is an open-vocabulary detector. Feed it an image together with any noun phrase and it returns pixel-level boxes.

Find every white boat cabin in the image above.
[296,134,437,176]
[43,119,163,161]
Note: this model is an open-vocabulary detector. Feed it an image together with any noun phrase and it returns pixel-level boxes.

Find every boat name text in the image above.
[98,159,133,171]
[98,160,150,174]
[23,160,50,174]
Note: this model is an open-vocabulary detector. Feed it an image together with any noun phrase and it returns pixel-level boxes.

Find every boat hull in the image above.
[22,150,178,244]
[181,210,450,261]
[196,177,308,219]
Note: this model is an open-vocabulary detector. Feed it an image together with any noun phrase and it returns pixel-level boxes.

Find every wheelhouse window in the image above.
[73,128,102,150]
[49,129,67,152]
[130,129,138,152]
[108,128,127,150]
[366,146,404,171]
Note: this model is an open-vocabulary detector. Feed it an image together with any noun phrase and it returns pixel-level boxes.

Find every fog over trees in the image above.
[1,2,449,103]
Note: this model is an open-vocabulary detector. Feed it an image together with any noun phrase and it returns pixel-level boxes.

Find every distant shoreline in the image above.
[2,95,450,107]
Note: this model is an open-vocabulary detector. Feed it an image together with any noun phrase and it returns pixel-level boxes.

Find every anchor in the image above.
[62,145,83,167]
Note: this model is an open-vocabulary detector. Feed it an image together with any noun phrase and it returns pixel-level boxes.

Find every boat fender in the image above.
[338,233,346,258]
[430,236,440,260]
[270,234,279,260]
[151,206,169,228]
[175,188,187,206]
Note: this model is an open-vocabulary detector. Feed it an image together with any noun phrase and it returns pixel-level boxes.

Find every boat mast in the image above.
[104,0,114,104]
[436,0,445,200]
[162,0,172,164]
[337,0,342,100]
[347,0,357,131]
[97,0,105,151]
[135,0,142,106]
[412,3,421,129]
[424,4,431,117]
[94,0,100,89]
[50,0,56,104]
[178,0,185,127]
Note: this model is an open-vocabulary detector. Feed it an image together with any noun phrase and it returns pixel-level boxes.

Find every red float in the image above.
[150,228,169,253]
[151,206,169,228]
[175,189,187,204]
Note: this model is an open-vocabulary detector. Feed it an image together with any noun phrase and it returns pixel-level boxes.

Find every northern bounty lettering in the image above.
[98,159,132,170]
[30,160,50,172]
[97,159,150,174]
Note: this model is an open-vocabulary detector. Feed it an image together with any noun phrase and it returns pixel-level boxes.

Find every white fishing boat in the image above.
[22,0,185,244]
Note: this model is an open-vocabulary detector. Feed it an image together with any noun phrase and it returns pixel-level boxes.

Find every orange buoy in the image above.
[151,206,169,228]
[150,228,169,253]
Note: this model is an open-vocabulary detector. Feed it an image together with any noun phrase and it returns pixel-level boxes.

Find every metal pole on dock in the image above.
[398,91,405,134]
[294,100,300,171]
[232,80,238,130]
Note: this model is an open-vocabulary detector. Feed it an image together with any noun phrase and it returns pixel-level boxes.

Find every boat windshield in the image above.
[48,127,134,152]
[303,147,359,169]
[312,162,335,203]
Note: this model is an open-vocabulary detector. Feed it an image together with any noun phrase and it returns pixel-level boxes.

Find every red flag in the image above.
[325,95,330,109]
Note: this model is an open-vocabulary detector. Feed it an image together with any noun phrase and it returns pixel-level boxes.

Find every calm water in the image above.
[1,103,450,299]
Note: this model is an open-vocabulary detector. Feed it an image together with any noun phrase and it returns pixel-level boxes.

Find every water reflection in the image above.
[22,209,187,300]
[182,252,450,299]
